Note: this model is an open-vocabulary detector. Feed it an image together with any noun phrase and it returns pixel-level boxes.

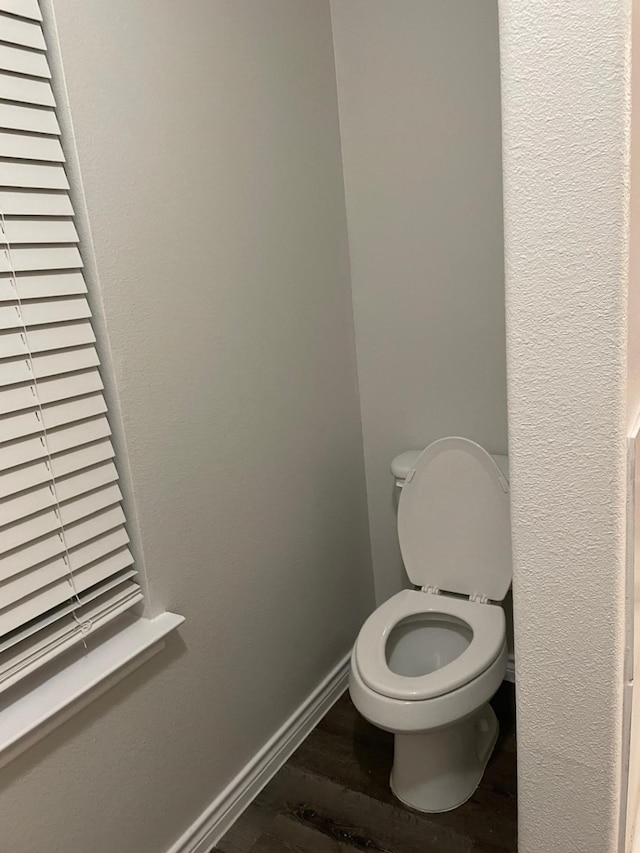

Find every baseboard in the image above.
[166,653,350,853]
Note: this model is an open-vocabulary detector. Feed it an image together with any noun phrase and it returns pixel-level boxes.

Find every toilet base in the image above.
[390,703,499,813]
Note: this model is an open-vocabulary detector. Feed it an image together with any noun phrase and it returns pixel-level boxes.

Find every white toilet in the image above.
[349,436,512,813]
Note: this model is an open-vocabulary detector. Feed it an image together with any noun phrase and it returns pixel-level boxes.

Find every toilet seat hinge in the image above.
[469,592,489,604]
[421,584,440,595]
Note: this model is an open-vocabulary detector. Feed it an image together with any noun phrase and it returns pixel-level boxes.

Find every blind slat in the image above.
[0,271,85,302]
[0,319,95,359]
[0,12,45,49]
[0,131,64,162]
[26,319,95,352]
[0,296,90,330]
[0,245,81,273]
[22,296,91,326]
[0,160,68,190]
[0,219,78,245]
[0,43,49,78]
[0,101,59,135]
[0,72,53,107]
[0,189,72,216]
[29,345,99,379]
[0,1,42,21]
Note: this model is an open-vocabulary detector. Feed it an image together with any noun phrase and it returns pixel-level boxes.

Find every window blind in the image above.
[0,0,142,693]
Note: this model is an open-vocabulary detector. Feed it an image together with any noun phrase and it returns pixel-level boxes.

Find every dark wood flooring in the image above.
[215,682,517,853]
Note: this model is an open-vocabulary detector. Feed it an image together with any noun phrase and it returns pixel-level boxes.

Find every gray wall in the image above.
[0,3,374,852]
[331,0,507,603]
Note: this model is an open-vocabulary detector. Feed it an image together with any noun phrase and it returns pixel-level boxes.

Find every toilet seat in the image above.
[398,437,511,602]
[354,589,505,701]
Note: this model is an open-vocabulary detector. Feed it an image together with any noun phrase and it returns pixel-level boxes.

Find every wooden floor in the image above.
[215,682,517,853]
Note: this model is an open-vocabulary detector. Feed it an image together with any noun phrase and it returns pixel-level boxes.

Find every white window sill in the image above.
[0,611,184,769]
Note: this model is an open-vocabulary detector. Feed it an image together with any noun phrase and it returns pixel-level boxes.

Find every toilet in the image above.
[349,436,511,813]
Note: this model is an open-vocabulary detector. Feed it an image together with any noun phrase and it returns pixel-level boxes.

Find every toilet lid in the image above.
[397,437,512,601]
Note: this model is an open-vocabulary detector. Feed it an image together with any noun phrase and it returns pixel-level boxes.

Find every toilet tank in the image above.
[391,448,509,486]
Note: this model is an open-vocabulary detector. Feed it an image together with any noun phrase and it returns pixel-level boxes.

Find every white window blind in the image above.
[0,0,143,694]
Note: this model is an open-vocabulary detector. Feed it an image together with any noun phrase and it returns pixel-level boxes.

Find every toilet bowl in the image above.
[349,437,511,813]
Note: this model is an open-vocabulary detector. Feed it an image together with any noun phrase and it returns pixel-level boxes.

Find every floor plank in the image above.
[217,682,517,853]
[258,766,478,853]
[249,814,356,852]
[216,803,274,853]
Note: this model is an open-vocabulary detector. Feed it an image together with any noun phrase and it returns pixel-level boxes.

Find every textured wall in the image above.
[626,2,640,846]
[330,0,507,604]
[630,4,640,430]
[0,3,374,852]
[500,2,631,850]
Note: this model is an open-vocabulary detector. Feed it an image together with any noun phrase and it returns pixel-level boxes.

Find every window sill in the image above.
[0,611,184,769]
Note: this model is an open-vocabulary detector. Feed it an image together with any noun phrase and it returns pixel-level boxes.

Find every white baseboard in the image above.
[166,654,350,853]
